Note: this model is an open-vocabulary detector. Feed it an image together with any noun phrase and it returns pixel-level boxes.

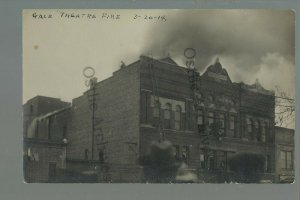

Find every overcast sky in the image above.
[23,9,295,104]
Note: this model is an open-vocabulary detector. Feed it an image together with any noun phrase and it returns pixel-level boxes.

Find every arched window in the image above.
[196,93,203,104]
[197,109,204,125]
[208,112,214,126]
[247,118,253,139]
[164,103,172,129]
[261,122,266,142]
[197,109,205,133]
[174,105,182,130]
[255,120,261,141]
[153,100,160,118]
[229,115,236,137]
[219,113,226,136]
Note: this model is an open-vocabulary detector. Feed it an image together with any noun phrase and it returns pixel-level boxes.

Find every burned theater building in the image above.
[23,56,293,183]
[138,56,276,182]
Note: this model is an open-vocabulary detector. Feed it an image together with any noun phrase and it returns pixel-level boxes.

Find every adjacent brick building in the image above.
[275,126,295,183]
[23,56,294,183]
[23,96,70,182]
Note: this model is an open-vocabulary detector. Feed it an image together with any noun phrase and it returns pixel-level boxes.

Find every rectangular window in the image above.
[216,151,226,170]
[230,116,235,130]
[174,107,181,130]
[281,151,293,170]
[173,145,180,160]
[182,146,189,165]
[265,155,271,173]
[200,149,206,169]
[280,151,286,169]
[208,112,214,125]
[164,110,171,119]
[287,151,292,169]
[247,119,252,133]
[261,125,266,142]
[197,110,204,125]
[141,92,148,123]
[207,150,215,170]
[153,101,160,118]
[219,114,225,135]
[48,162,56,180]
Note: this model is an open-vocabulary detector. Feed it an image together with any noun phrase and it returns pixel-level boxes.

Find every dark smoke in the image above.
[142,10,294,75]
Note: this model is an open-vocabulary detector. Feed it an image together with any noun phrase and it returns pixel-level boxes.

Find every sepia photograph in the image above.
[22,9,295,183]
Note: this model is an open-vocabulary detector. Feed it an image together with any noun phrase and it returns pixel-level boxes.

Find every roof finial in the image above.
[215,57,220,64]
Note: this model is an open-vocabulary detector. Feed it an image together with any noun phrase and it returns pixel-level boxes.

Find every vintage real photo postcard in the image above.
[22,9,295,183]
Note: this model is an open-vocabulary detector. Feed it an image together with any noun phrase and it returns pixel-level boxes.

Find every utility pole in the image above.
[91,83,96,160]
[83,66,97,161]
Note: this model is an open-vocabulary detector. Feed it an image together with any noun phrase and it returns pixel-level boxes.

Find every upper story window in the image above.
[229,115,236,137]
[254,120,260,141]
[174,105,182,130]
[219,113,226,135]
[164,103,172,129]
[208,112,214,126]
[164,103,171,119]
[261,123,266,142]
[247,118,254,140]
[230,116,235,130]
[197,109,204,125]
[153,100,160,118]
[247,118,252,133]
[196,92,203,103]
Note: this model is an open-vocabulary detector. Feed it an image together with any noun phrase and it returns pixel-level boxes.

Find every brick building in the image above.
[23,96,70,182]
[275,126,295,183]
[23,56,294,183]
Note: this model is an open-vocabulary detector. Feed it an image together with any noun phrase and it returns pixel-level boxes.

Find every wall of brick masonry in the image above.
[138,57,276,179]
[23,96,70,138]
[68,62,140,167]
[274,127,294,182]
[23,140,66,183]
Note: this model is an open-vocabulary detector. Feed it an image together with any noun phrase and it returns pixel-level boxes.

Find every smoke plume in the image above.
[142,10,295,93]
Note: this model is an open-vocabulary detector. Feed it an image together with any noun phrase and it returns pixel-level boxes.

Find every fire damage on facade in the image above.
[23,56,295,183]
